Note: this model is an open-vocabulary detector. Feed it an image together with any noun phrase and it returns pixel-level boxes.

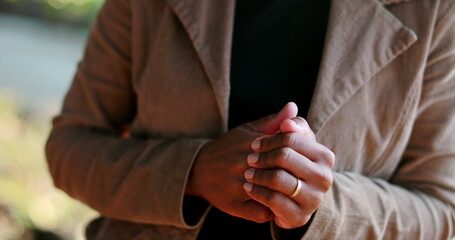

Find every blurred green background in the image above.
[0,0,103,239]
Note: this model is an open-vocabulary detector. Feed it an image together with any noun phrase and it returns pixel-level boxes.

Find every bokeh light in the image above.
[0,1,101,239]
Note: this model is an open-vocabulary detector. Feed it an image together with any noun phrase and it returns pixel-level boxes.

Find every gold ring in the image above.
[290,178,302,198]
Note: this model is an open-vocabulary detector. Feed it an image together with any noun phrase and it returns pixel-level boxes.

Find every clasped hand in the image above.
[186,103,335,229]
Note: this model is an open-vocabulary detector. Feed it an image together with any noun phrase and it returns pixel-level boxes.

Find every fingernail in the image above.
[244,169,255,180]
[289,119,298,126]
[251,138,261,151]
[243,182,253,192]
[247,153,259,165]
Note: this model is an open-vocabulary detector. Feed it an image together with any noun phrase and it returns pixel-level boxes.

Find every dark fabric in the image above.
[227,0,331,129]
[198,0,331,239]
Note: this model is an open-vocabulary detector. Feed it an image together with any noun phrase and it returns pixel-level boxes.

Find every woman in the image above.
[46,0,455,239]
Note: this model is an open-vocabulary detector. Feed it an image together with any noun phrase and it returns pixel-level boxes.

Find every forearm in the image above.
[46,124,209,228]
[277,171,455,240]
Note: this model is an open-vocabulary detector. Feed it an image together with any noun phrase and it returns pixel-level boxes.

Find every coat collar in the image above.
[380,0,414,5]
[306,0,417,133]
[166,0,417,133]
[165,0,236,131]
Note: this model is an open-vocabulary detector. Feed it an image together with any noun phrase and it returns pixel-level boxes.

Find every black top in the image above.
[228,0,331,129]
[197,0,330,239]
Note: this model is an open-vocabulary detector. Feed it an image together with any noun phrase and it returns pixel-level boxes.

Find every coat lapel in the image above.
[166,0,417,133]
[307,0,417,134]
[166,0,235,131]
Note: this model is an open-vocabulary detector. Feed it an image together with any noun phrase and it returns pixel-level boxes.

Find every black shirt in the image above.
[228,0,330,129]
[198,0,330,239]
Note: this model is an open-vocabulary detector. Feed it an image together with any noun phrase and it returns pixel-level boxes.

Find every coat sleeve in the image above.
[273,2,455,240]
[45,0,209,228]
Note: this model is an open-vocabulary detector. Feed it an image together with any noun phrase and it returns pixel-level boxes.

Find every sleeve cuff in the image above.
[177,139,212,229]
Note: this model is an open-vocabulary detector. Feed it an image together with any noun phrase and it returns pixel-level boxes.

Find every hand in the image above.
[186,103,298,223]
[243,117,335,229]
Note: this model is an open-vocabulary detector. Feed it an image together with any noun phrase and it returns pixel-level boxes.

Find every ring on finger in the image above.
[290,178,302,198]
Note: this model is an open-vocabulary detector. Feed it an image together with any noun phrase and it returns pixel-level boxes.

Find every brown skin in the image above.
[245,117,335,229]
[186,103,298,223]
[186,123,275,222]
[186,103,336,229]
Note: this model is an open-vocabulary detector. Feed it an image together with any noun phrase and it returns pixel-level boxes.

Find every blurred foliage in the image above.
[0,92,97,240]
[0,0,104,26]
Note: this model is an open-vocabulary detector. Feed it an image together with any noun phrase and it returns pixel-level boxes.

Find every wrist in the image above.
[185,166,200,197]
[185,141,210,198]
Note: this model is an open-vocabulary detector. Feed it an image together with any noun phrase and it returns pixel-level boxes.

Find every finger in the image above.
[244,168,324,205]
[247,149,334,191]
[243,183,307,229]
[244,178,325,226]
[247,147,315,180]
[279,117,315,139]
[244,168,298,196]
[280,117,316,141]
[251,133,336,168]
[279,118,306,134]
[235,200,274,223]
[246,102,298,135]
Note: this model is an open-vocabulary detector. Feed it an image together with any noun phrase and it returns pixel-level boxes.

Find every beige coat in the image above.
[46,0,455,239]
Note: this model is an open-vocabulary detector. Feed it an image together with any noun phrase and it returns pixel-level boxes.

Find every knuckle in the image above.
[319,148,336,168]
[301,215,312,225]
[287,212,310,229]
[292,212,308,227]
[277,147,292,165]
[316,191,326,203]
[305,192,324,210]
[270,169,287,187]
[314,169,333,191]
[282,133,297,147]
[311,190,325,204]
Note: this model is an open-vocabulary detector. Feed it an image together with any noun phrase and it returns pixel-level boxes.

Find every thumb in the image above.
[280,117,316,141]
[247,102,298,135]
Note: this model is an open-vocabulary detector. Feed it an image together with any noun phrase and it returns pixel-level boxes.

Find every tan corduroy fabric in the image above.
[45,0,455,239]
